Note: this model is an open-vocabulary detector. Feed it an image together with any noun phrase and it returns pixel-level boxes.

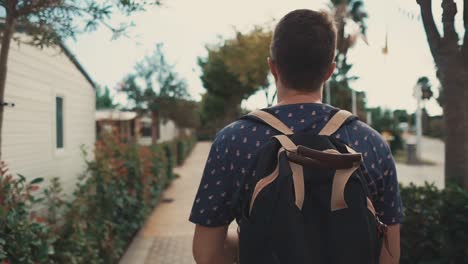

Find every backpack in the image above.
[237,109,388,264]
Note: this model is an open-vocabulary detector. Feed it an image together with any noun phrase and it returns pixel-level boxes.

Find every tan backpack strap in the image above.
[273,135,304,210]
[248,110,294,135]
[319,110,353,136]
[289,161,305,210]
[273,135,297,152]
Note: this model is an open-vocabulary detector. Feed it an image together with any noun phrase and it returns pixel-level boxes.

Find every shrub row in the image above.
[0,134,196,264]
[400,183,468,263]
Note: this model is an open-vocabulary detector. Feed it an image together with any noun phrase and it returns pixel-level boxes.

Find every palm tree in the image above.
[331,0,368,65]
[416,0,468,187]
[327,0,368,118]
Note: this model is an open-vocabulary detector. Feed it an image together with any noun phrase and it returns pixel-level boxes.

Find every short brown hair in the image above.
[270,9,337,91]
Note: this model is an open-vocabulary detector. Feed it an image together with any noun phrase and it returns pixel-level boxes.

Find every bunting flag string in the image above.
[396,5,463,23]
[397,7,422,21]
[381,6,420,55]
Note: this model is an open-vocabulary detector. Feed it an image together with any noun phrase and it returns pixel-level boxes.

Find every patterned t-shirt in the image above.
[190,103,403,227]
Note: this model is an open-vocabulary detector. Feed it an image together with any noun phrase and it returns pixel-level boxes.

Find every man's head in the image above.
[269,9,337,92]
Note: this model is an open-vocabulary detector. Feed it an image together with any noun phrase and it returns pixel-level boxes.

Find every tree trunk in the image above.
[463,0,468,59]
[151,110,159,145]
[439,1,468,187]
[441,77,468,187]
[0,14,16,160]
[418,0,468,188]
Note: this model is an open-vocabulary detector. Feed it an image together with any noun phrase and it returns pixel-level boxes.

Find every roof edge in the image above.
[0,19,97,90]
[58,42,96,90]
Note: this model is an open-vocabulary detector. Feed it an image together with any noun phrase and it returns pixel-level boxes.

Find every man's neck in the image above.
[276,85,323,106]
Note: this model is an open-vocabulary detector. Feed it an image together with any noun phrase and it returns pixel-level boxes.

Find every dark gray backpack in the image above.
[238,109,387,264]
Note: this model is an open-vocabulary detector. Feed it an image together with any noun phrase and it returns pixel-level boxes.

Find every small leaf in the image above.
[17,174,26,182]
[30,177,44,185]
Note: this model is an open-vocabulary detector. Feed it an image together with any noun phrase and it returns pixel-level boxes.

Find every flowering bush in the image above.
[0,134,196,264]
[0,163,58,263]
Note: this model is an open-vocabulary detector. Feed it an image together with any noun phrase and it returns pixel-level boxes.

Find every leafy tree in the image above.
[394,109,409,124]
[416,77,435,138]
[121,43,189,144]
[165,99,200,129]
[198,27,272,126]
[197,93,226,139]
[198,51,243,127]
[0,0,161,159]
[416,0,468,187]
[368,107,406,152]
[223,27,272,99]
[417,76,434,100]
[96,85,117,110]
[368,107,395,132]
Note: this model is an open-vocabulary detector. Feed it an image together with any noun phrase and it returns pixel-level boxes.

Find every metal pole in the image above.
[367,111,372,126]
[325,82,331,105]
[414,84,423,160]
[351,89,357,115]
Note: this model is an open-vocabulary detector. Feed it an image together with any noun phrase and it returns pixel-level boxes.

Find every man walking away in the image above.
[190,9,402,264]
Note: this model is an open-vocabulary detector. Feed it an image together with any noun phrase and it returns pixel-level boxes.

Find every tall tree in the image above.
[198,92,227,137]
[165,98,200,129]
[198,27,272,126]
[121,43,189,144]
[0,0,161,159]
[416,0,468,187]
[327,0,368,118]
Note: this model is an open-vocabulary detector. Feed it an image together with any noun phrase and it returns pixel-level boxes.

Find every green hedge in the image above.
[400,183,468,263]
[159,136,196,181]
[176,136,197,165]
[0,135,197,264]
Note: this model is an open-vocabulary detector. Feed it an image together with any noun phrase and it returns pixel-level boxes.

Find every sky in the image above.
[66,0,466,116]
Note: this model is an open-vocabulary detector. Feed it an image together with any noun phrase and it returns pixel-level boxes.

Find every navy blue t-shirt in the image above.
[190,103,403,227]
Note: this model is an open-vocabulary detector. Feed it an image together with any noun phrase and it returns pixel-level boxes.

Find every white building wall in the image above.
[158,119,179,143]
[2,36,95,193]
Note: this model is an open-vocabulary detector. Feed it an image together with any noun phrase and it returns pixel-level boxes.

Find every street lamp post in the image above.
[414,83,423,160]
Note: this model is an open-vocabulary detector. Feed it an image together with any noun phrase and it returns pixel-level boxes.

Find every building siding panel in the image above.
[2,36,95,194]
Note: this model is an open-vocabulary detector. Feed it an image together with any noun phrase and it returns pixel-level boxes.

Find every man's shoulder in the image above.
[345,119,379,136]
[213,119,270,146]
[341,119,391,153]
[217,118,268,137]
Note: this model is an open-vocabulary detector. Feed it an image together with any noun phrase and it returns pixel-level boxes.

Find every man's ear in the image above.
[268,57,279,82]
[324,62,336,81]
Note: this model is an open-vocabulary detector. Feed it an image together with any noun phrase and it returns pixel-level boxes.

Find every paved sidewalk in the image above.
[396,137,445,189]
[120,142,212,264]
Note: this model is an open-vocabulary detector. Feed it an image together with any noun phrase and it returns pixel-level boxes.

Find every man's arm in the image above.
[380,224,400,264]
[193,224,238,264]
[348,122,402,263]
